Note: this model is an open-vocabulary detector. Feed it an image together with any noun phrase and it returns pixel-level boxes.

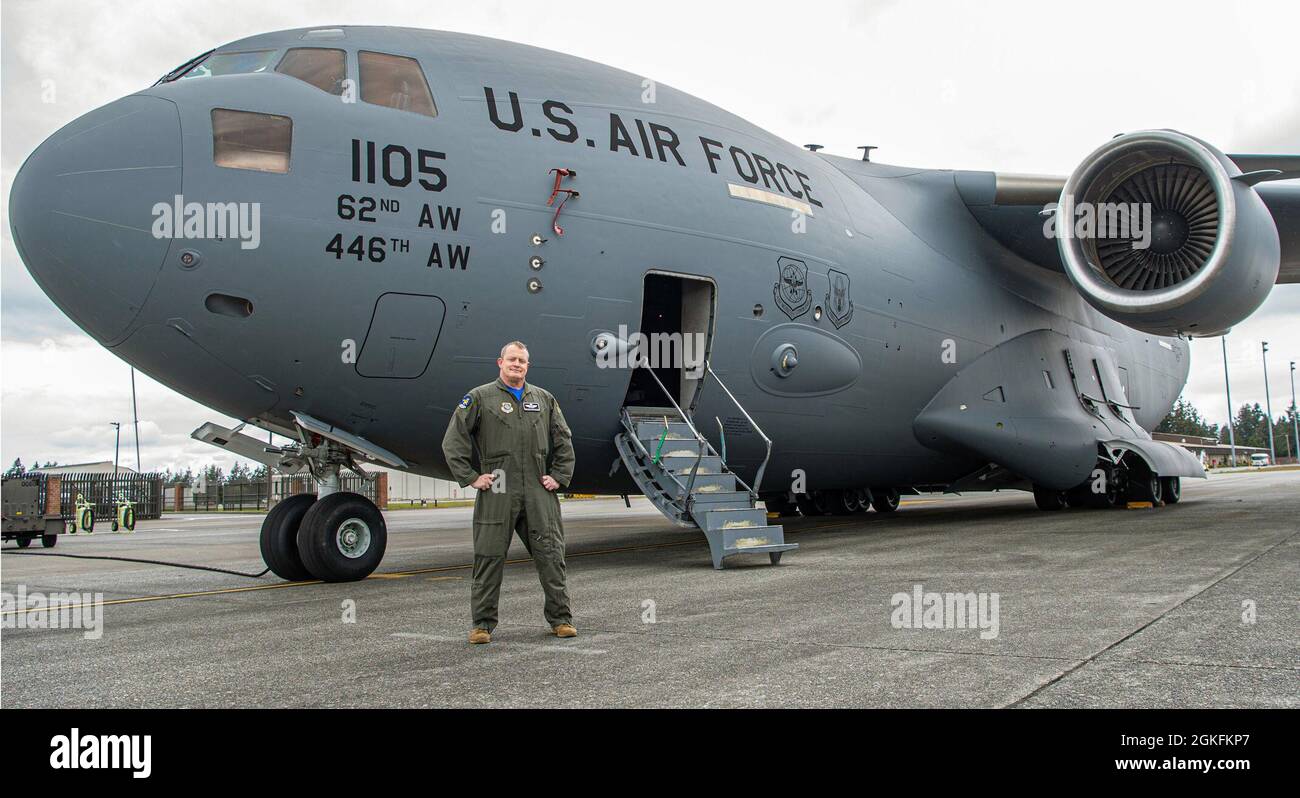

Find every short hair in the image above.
[499,341,529,360]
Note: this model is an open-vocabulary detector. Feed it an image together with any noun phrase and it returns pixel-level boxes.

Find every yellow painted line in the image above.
[427,576,463,582]
[0,518,868,615]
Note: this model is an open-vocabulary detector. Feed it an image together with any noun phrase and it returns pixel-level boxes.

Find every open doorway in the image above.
[622,272,715,413]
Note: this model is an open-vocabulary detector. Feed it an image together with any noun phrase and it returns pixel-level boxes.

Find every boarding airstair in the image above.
[614,363,796,569]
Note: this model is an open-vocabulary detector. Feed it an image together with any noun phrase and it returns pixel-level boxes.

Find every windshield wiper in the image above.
[154,48,215,86]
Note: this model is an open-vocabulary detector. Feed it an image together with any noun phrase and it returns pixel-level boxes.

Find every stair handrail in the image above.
[704,362,773,497]
[619,407,692,499]
[632,364,717,513]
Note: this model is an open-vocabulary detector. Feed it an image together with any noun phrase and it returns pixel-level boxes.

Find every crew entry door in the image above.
[621,272,716,412]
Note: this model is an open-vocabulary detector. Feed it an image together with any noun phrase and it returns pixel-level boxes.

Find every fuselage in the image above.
[9,26,1189,494]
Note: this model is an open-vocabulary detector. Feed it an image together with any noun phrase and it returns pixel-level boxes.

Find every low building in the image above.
[31,461,138,475]
[1150,433,1267,468]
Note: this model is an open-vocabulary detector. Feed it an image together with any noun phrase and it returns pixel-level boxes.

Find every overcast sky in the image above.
[2,0,1297,473]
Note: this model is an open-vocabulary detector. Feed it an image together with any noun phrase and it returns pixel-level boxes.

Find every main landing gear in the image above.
[1033,456,1180,512]
[764,486,904,518]
[258,437,387,582]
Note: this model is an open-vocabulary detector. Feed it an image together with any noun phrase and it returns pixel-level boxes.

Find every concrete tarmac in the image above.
[2,469,1296,707]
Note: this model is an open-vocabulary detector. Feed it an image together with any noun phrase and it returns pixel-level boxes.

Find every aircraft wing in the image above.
[954,156,1300,284]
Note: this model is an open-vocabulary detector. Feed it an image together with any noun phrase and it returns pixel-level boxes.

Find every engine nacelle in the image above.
[1056,130,1280,337]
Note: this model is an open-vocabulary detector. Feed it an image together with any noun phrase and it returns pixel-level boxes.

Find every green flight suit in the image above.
[441,378,576,632]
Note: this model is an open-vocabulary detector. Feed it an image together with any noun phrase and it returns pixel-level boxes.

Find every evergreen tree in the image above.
[1157,397,1219,438]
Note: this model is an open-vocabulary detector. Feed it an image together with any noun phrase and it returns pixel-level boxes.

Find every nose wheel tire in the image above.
[259,493,317,582]
[296,492,387,582]
[870,487,901,513]
[1160,477,1181,504]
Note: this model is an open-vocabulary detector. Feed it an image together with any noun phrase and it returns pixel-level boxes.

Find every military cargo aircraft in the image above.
[11,26,1298,578]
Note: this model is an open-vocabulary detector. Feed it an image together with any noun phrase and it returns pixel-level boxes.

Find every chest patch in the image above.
[523,401,541,412]
[500,401,515,414]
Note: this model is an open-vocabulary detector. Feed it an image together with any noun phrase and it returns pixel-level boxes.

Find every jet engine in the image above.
[1056,130,1280,336]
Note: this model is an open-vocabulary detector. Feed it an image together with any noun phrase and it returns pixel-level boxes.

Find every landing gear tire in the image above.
[17,536,33,548]
[1085,464,1120,509]
[260,493,317,582]
[811,490,834,516]
[831,489,861,515]
[856,488,874,512]
[296,492,387,582]
[870,487,900,513]
[795,493,820,517]
[1127,472,1163,504]
[1033,485,1068,511]
[42,534,57,548]
[1160,477,1181,505]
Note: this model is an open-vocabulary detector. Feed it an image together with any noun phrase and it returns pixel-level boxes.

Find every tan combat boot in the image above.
[468,628,491,644]
[552,623,577,638]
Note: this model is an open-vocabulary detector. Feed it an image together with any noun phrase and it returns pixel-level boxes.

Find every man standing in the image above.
[442,341,577,644]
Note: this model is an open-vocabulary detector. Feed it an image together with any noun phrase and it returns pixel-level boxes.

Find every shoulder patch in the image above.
[458,394,473,410]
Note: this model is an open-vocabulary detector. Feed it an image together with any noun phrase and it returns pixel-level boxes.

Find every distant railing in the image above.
[161,474,377,512]
[52,472,165,520]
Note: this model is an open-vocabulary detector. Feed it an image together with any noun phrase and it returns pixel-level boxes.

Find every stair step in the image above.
[662,473,737,498]
[689,489,751,504]
[721,525,788,550]
[659,454,724,475]
[635,421,698,442]
[698,507,769,530]
[699,523,799,569]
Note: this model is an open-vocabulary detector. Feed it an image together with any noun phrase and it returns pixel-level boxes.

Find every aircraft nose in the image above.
[9,95,181,344]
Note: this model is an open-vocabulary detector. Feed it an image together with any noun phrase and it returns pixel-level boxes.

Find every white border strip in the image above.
[727,183,814,216]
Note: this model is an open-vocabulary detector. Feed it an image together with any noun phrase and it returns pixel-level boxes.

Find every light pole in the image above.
[110,421,122,509]
[110,422,121,477]
[1222,337,1236,467]
[1262,342,1275,463]
[1290,361,1298,466]
[131,367,141,472]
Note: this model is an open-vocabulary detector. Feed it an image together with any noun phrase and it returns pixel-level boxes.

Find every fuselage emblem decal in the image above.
[773,256,811,320]
[825,268,853,328]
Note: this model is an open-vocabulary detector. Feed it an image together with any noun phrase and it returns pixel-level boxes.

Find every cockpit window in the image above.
[276,48,347,95]
[358,51,437,117]
[212,109,292,174]
[180,50,277,80]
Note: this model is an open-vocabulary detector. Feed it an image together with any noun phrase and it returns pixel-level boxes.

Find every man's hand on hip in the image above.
[471,473,496,491]
[540,475,560,491]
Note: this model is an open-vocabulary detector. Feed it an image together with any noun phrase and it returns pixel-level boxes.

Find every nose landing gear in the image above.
[253,417,402,582]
